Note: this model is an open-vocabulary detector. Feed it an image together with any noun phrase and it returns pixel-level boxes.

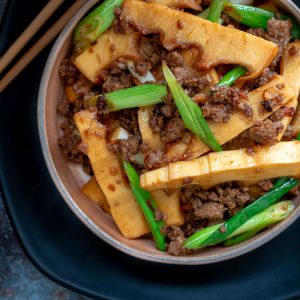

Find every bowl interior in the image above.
[38,0,300,264]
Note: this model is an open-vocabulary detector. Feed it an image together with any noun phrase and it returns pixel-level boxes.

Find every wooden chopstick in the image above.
[0,0,65,74]
[0,0,87,93]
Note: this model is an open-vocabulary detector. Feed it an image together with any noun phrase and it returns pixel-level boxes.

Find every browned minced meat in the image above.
[260,90,285,114]
[164,183,252,255]
[166,51,184,67]
[59,58,79,85]
[171,66,209,97]
[181,182,251,220]
[138,36,166,68]
[154,208,167,222]
[288,44,299,56]
[149,94,188,144]
[58,119,93,175]
[116,108,141,136]
[141,143,168,170]
[99,60,135,93]
[249,119,283,145]
[109,134,140,164]
[201,85,252,123]
[270,106,296,122]
[160,117,186,143]
[243,68,277,91]
[161,226,188,256]
[248,18,292,68]
[194,202,225,220]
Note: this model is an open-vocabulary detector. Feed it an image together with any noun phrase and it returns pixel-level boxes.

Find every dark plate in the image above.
[1,0,300,299]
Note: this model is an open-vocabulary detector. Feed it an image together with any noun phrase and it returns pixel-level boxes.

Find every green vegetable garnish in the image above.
[122,161,166,251]
[218,66,248,87]
[84,84,167,110]
[224,201,294,246]
[184,178,298,249]
[207,0,225,23]
[162,61,222,152]
[223,2,274,29]
[184,201,293,249]
[105,84,167,111]
[74,0,123,52]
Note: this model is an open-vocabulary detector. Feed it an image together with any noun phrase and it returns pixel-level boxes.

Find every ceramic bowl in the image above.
[38,0,300,264]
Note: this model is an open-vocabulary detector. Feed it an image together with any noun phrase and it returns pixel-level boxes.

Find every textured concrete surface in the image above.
[0,198,91,300]
[0,1,90,299]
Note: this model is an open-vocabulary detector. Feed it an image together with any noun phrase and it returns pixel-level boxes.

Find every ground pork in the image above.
[166,51,184,67]
[249,119,283,145]
[161,226,187,256]
[180,182,251,218]
[110,134,140,163]
[270,106,296,122]
[99,61,134,93]
[194,202,225,220]
[58,119,93,175]
[59,58,79,85]
[116,108,141,136]
[160,117,186,143]
[171,66,209,96]
[244,68,277,91]
[141,144,168,169]
[202,85,252,123]
[248,18,292,68]
[138,36,166,67]
[288,44,299,56]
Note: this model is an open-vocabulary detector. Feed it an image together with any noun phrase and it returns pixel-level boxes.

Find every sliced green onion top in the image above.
[74,0,123,52]
[105,84,167,111]
[122,160,166,251]
[207,0,225,23]
[162,61,222,152]
[223,1,274,29]
[218,66,248,87]
[187,177,298,249]
[223,200,294,247]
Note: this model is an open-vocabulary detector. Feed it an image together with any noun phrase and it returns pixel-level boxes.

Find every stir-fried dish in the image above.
[58,0,300,255]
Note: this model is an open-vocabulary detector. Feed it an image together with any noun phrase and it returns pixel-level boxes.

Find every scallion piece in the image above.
[122,161,166,251]
[207,0,226,23]
[105,84,167,111]
[224,201,294,246]
[184,178,298,249]
[198,8,209,19]
[184,200,294,249]
[74,0,123,52]
[218,66,248,87]
[223,2,274,29]
[162,61,222,152]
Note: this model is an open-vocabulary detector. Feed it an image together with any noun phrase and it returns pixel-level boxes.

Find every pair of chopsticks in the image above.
[0,0,87,93]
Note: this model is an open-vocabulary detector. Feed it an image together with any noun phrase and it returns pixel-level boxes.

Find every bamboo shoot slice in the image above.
[140,141,300,191]
[149,0,201,10]
[151,190,184,226]
[74,110,149,238]
[73,30,141,83]
[121,0,278,82]
[187,75,294,159]
[82,177,111,214]
[280,42,300,140]
[138,106,163,150]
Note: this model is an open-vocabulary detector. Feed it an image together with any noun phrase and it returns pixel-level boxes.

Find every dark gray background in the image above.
[0,1,90,299]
